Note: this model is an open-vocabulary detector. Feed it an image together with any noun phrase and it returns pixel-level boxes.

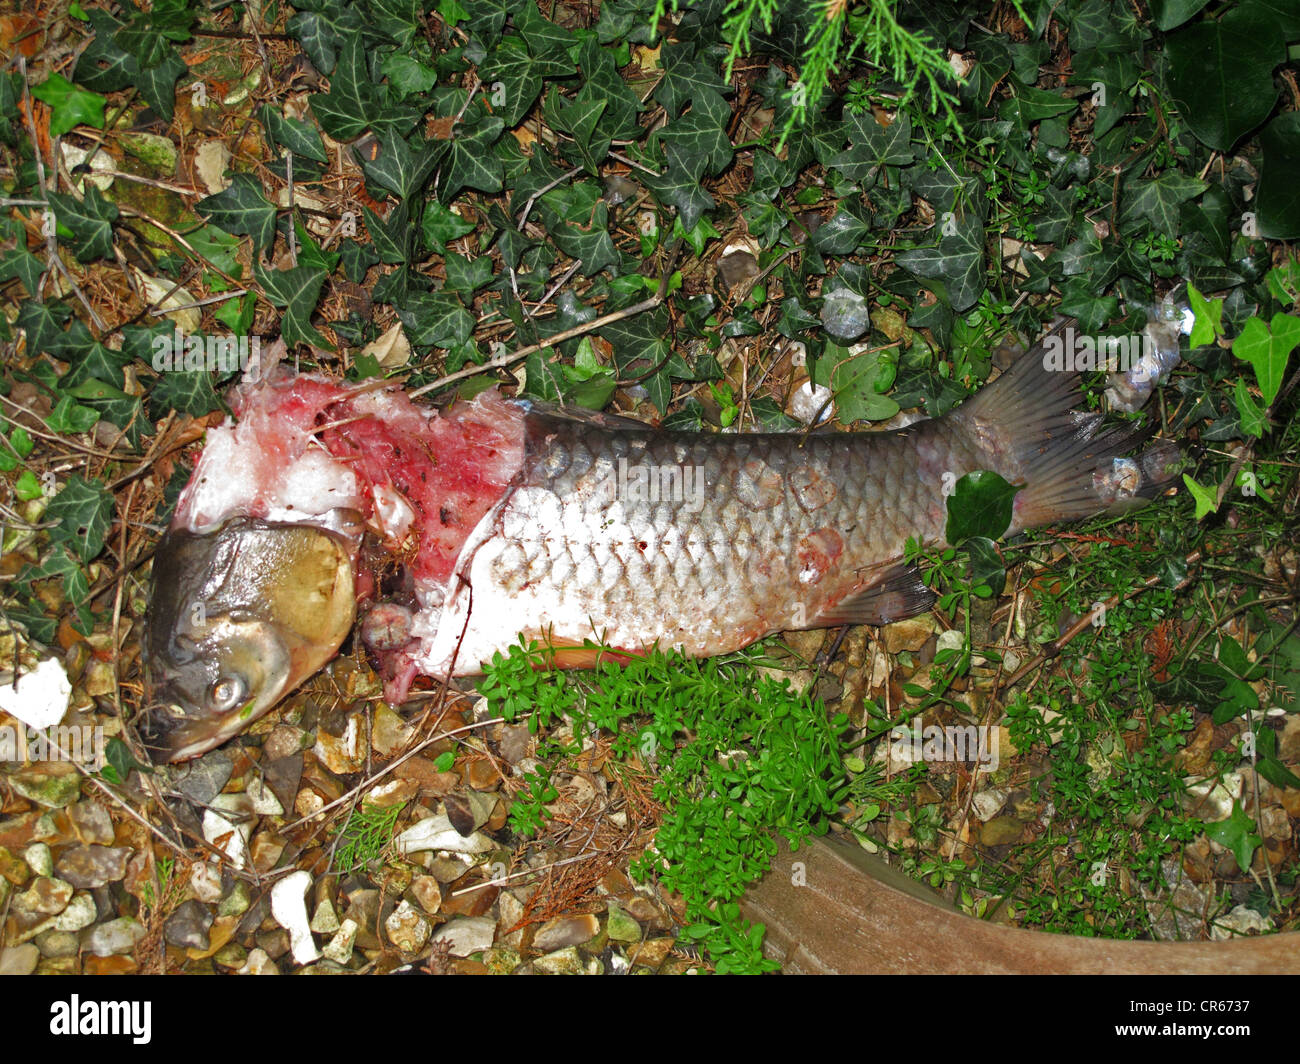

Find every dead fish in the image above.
[140,319,1180,761]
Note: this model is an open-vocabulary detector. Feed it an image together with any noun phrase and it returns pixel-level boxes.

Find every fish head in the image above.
[141,516,356,762]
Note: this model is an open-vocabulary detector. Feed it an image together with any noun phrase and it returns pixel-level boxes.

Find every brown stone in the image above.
[464,757,499,791]
[84,954,139,975]
[392,757,458,797]
[625,936,675,969]
[438,877,498,918]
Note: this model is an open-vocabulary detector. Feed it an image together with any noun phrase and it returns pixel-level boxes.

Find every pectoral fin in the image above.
[807,563,936,627]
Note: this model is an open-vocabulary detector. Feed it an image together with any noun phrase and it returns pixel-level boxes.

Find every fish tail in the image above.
[955,318,1182,533]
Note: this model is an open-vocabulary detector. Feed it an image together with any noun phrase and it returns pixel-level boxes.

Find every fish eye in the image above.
[208,676,247,712]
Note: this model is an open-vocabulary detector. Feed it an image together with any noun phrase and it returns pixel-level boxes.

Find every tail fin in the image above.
[954,318,1182,533]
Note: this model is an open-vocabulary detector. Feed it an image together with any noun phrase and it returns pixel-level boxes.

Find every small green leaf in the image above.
[962,536,1006,597]
[47,395,100,434]
[14,470,43,501]
[149,369,222,418]
[102,736,153,783]
[1233,313,1300,407]
[1182,473,1219,520]
[1186,283,1224,347]
[1204,801,1262,873]
[896,212,985,313]
[31,73,106,137]
[945,471,1022,544]
[1233,378,1268,438]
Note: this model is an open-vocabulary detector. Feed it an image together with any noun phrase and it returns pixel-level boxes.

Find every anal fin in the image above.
[808,563,936,627]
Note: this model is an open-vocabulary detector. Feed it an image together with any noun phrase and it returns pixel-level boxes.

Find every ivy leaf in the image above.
[945,470,1022,544]
[813,198,873,256]
[62,341,132,391]
[551,95,609,174]
[1186,282,1224,347]
[600,306,672,378]
[186,224,243,276]
[0,244,43,296]
[1053,227,1119,289]
[895,212,985,313]
[655,43,730,117]
[360,129,445,201]
[1057,278,1119,334]
[73,11,136,93]
[441,113,505,200]
[827,112,913,188]
[480,34,571,126]
[565,339,617,409]
[550,200,621,276]
[1256,111,1300,240]
[820,344,899,423]
[522,348,564,402]
[364,203,413,266]
[73,380,148,450]
[443,251,494,294]
[962,536,1006,598]
[310,35,420,141]
[461,0,512,37]
[115,0,195,67]
[381,52,440,96]
[514,0,576,64]
[46,475,114,561]
[1204,801,1262,873]
[1150,0,1212,31]
[284,5,366,75]
[149,369,222,418]
[259,104,328,163]
[1182,473,1219,520]
[292,218,341,274]
[369,0,425,45]
[1256,726,1300,789]
[1000,78,1078,126]
[1233,378,1268,438]
[1119,173,1207,238]
[1233,314,1300,406]
[642,149,715,232]
[198,174,277,256]
[658,88,733,176]
[421,201,477,253]
[1164,6,1283,151]
[16,299,73,357]
[396,291,475,349]
[31,74,106,137]
[254,263,332,349]
[46,186,118,262]
[100,736,154,785]
[47,395,100,434]
[73,9,188,120]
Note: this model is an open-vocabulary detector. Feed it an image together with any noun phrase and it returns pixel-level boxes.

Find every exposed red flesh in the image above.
[175,369,525,598]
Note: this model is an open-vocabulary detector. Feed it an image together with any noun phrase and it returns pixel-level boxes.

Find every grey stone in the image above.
[164,900,214,950]
[55,845,131,889]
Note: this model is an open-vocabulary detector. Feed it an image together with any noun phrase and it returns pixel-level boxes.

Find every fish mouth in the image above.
[137,698,256,764]
[141,516,357,762]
